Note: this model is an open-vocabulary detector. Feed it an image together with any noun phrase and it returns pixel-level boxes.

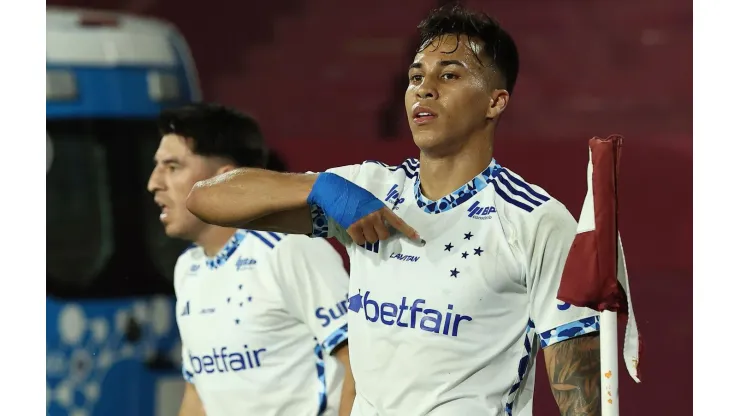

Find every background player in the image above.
[185,5,601,416]
[147,103,355,416]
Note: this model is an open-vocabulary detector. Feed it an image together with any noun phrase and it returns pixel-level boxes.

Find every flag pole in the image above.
[600,310,619,415]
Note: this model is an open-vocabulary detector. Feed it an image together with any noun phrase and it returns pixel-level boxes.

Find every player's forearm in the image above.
[544,333,601,416]
[338,369,356,416]
[178,383,206,416]
[186,168,317,229]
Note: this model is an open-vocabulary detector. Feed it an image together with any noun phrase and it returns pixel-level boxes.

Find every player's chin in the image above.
[411,129,445,150]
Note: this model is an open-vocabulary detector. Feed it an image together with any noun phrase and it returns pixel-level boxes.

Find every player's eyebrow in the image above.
[409,59,467,71]
[154,157,181,165]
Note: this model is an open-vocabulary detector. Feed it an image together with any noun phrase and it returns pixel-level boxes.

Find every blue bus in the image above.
[46,7,200,416]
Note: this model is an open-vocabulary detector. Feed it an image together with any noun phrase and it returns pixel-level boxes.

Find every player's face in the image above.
[405,35,508,154]
[147,134,221,240]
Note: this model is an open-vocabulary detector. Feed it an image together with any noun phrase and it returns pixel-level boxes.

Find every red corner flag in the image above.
[557,136,642,384]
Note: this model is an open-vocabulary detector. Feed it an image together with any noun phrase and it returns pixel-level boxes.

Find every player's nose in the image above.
[415,79,438,100]
[147,168,164,194]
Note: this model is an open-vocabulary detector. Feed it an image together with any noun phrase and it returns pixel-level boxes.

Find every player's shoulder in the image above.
[329,158,419,185]
[490,165,575,229]
[175,244,200,270]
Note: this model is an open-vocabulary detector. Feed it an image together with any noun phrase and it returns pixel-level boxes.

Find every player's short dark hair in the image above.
[416,3,519,94]
[158,103,267,168]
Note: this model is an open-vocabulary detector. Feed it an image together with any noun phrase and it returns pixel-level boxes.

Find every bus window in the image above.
[46,132,114,288]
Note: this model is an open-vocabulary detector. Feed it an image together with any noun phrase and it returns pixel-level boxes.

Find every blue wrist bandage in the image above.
[307,173,385,229]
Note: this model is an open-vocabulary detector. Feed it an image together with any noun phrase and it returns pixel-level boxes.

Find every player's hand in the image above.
[346,207,420,246]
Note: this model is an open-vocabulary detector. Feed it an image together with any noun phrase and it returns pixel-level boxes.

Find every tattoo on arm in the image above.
[544,333,601,416]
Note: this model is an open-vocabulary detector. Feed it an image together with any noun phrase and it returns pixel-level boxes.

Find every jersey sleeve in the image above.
[525,202,600,349]
[271,235,350,355]
[308,164,362,246]
[173,250,195,384]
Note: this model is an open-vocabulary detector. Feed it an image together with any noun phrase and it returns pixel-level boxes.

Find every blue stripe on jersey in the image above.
[247,230,276,249]
[365,158,420,179]
[362,241,380,253]
[313,344,328,415]
[501,169,550,203]
[266,231,283,242]
[505,318,536,415]
[322,323,349,354]
[491,180,535,212]
[496,174,544,208]
[205,230,247,269]
[539,316,600,348]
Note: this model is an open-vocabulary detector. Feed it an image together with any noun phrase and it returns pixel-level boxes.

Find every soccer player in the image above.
[185,5,601,416]
[147,104,355,416]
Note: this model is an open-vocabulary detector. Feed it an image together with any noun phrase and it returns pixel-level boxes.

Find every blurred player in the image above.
[147,104,355,416]
[186,5,601,416]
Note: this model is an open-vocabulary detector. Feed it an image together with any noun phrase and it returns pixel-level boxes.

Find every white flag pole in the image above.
[600,310,619,415]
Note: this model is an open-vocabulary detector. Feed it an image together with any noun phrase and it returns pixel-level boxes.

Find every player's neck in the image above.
[195,225,240,257]
[418,136,493,201]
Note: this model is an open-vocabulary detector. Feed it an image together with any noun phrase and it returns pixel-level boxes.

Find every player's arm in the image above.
[185,167,418,244]
[186,167,316,233]
[525,202,601,416]
[178,382,206,416]
[332,341,356,416]
[543,334,600,415]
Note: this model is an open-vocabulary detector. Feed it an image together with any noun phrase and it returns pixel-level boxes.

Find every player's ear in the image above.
[215,163,237,176]
[486,89,509,120]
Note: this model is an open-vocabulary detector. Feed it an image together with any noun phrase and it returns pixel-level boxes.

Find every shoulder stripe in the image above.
[363,158,420,179]
[247,230,275,249]
[491,180,534,212]
[501,169,550,203]
[495,175,544,208]
[266,231,283,242]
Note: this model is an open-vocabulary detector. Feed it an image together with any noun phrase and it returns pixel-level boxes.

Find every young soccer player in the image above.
[186,6,601,416]
[148,104,355,416]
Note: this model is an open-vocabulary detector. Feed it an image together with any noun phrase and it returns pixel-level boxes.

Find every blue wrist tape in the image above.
[307,173,385,229]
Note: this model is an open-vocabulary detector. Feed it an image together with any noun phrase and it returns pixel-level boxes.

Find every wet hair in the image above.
[416,3,519,94]
[158,103,267,168]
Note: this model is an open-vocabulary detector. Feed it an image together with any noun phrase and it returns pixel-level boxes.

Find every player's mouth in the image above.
[155,200,170,222]
[412,105,437,125]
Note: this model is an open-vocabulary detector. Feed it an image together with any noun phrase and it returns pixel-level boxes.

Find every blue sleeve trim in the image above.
[321,323,349,354]
[310,204,330,238]
[182,364,194,383]
[539,315,600,349]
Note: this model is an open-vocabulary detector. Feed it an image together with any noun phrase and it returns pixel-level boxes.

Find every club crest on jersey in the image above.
[385,184,405,211]
[467,201,497,219]
[235,257,257,271]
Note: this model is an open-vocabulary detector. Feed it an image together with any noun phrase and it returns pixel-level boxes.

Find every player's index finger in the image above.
[382,208,421,241]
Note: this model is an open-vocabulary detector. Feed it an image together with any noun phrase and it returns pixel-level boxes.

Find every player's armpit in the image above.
[332,341,356,416]
[543,333,601,416]
[178,382,206,416]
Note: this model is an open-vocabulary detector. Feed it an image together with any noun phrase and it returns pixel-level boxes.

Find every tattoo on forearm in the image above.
[545,334,601,416]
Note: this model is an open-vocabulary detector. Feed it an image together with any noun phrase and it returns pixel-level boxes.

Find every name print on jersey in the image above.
[188,345,267,375]
[348,291,473,337]
[315,297,350,327]
[389,252,420,262]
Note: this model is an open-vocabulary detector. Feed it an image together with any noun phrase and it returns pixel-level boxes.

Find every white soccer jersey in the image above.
[175,230,351,416]
[309,158,600,416]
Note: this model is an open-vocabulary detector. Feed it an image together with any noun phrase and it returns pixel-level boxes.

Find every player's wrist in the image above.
[307,172,384,229]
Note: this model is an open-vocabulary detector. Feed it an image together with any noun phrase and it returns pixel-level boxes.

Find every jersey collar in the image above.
[413,158,502,214]
[204,230,247,270]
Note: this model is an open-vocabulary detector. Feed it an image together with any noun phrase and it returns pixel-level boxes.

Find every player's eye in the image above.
[441,73,459,80]
[409,74,423,83]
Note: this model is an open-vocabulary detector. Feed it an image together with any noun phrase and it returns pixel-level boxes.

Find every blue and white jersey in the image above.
[310,158,600,416]
[175,230,350,416]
